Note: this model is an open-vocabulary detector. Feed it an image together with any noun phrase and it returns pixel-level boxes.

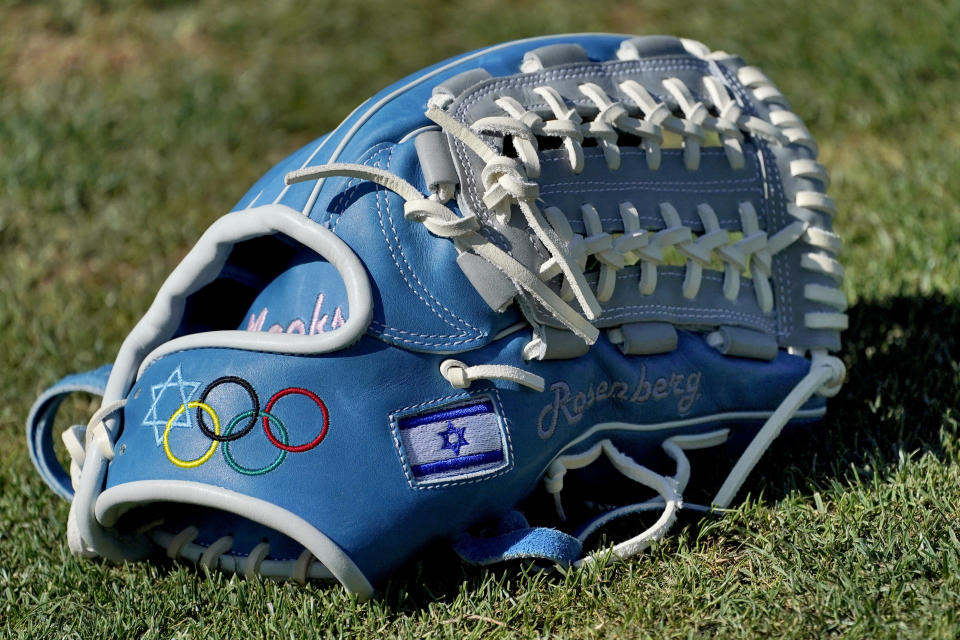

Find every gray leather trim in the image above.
[618,322,679,355]
[456,251,517,312]
[557,266,774,333]
[521,43,590,71]
[617,36,688,59]
[527,326,592,360]
[414,130,459,193]
[708,325,779,360]
[432,68,493,101]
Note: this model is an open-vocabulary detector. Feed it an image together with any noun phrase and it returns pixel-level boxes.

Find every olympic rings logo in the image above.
[162,376,329,475]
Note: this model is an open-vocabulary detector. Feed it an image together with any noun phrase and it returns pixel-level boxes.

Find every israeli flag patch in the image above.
[391,394,511,488]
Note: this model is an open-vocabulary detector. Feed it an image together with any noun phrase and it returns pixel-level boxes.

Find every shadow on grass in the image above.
[747,292,960,503]
[372,294,960,611]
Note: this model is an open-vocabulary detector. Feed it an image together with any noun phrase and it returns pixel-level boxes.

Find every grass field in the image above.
[2,1,959,637]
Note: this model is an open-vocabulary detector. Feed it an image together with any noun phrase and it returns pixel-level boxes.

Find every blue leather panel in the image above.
[107,329,821,585]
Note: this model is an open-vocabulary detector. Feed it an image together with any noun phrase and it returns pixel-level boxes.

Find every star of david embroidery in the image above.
[141,365,201,446]
[438,421,469,457]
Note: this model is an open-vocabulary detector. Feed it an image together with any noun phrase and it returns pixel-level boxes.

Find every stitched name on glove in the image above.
[537,366,702,439]
[246,292,346,335]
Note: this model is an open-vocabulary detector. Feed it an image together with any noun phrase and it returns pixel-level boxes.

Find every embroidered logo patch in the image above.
[150,370,330,476]
[392,395,511,488]
[142,365,202,446]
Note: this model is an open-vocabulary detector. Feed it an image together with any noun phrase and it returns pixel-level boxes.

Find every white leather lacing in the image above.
[533,349,844,566]
[542,200,810,310]
[152,524,331,582]
[736,65,847,331]
[463,76,790,176]
[552,438,684,563]
[543,430,730,563]
[61,399,126,493]
[440,359,545,392]
[440,75,846,328]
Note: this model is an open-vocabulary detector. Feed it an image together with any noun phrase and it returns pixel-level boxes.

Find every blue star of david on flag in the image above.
[438,422,469,456]
[141,365,201,446]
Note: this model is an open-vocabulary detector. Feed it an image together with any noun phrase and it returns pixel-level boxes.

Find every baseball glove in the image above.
[27,33,846,599]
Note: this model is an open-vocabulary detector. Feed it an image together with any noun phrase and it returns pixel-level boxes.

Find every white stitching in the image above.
[369,147,479,341]
[762,144,794,338]
[540,177,758,189]
[381,145,483,335]
[328,142,395,231]
[542,185,764,196]
[369,321,485,347]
